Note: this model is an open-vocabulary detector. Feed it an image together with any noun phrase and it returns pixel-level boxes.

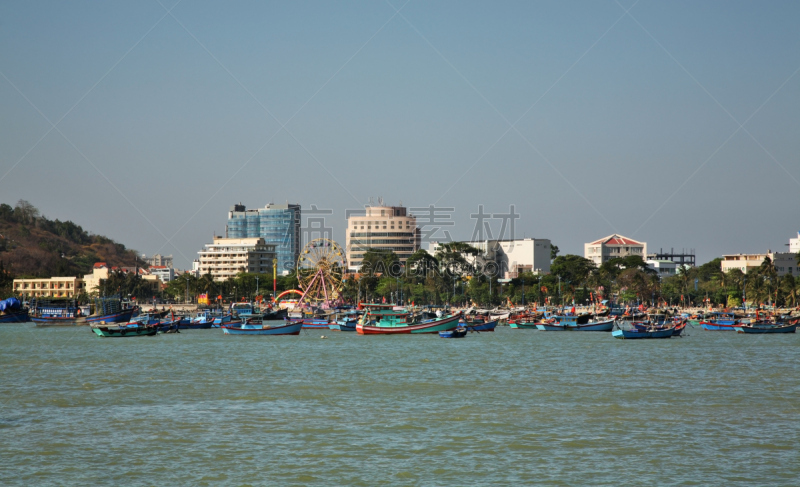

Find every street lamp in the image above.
[522,277,525,307]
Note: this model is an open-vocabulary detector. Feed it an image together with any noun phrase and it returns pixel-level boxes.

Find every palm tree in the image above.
[780,274,798,307]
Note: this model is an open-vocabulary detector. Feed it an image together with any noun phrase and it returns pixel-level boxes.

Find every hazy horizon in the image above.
[2,1,799,269]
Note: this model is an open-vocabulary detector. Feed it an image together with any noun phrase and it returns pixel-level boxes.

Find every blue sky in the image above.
[1,0,799,269]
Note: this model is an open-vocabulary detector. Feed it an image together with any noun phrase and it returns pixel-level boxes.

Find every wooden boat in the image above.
[439,326,467,338]
[533,319,613,331]
[700,312,738,331]
[634,318,688,336]
[328,320,357,332]
[86,307,136,324]
[465,320,497,332]
[509,321,539,329]
[300,318,333,329]
[91,323,158,337]
[612,326,674,339]
[357,313,461,335]
[221,320,303,335]
[0,298,29,323]
[734,323,797,334]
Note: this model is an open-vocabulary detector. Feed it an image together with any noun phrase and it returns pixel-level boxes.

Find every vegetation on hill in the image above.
[0,200,141,296]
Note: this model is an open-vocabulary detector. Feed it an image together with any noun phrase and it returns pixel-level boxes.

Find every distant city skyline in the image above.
[2,1,799,269]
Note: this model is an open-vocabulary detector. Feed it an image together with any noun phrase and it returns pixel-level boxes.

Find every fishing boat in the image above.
[612,326,675,339]
[700,312,739,331]
[633,318,688,336]
[328,319,357,332]
[221,320,303,336]
[734,323,798,334]
[356,313,461,335]
[30,299,87,326]
[439,326,467,338]
[0,298,29,323]
[91,322,158,337]
[465,320,498,332]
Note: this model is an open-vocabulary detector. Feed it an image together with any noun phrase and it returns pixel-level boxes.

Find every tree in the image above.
[780,274,798,307]
[14,200,39,225]
[550,244,560,261]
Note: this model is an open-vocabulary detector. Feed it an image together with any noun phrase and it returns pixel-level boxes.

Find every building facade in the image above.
[149,266,175,283]
[13,276,85,299]
[197,237,276,281]
[790,231,800,254]
[646,259,679,277]
[346,205,421,271]
[428,238,552,278]
[721,251,796,276]
[226,203,301,274]
[143,253,173,268]
[585,234,647,266]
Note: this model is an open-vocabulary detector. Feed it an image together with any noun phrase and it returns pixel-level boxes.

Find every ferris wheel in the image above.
[296,238,346,305]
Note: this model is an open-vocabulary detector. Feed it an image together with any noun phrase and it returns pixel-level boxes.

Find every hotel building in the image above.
[13,276,85,299]
[346,205,420,271]
[197,236,276,281]
[226,203,301,274]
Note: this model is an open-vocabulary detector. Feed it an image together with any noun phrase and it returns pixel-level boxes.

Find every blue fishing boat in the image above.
[734,322,797,334]
[86,307,136,324]
[465,320,498,332]
[0,298,29,323]
[222,320,303,335]
[300,317,333,329]
[30,299,87,325]
[700,312,738,331]
[612,326,674,339]
[329,319,357,331]
[439,326,467,338]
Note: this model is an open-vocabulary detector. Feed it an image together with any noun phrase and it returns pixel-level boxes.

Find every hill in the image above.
[0,200,141,292]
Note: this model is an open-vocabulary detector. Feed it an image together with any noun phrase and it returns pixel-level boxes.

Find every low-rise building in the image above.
[197,236,276,281]
[143,253,173,268]
[149,265,175,283]
[721,251,797,276]
[13,276,85,299]
[585,234,647,266]
[646,259,678,277]
[82,263,161,295]
[428,238,551,278]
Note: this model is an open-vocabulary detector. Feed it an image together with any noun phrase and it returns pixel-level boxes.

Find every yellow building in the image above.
[13,276,85,299]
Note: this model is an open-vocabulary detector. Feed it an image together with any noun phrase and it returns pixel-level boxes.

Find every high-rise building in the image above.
[197,237,276,281]
[226,203,301,274]
[584,234,647,265]
[790,231,800,254]
[346,205,420,271]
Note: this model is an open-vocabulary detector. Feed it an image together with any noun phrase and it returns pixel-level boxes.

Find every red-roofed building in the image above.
[584,234,647,265]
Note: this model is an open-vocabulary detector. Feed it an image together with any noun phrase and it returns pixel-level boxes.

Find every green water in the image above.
[1,324,798,486]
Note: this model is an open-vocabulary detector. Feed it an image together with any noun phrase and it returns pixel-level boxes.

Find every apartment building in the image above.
[197,236,276,281]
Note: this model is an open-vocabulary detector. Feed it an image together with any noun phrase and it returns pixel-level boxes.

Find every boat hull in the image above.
[0,309,30,323]
[86,308,136,324]
[329,322,357,332]
[700,322,738,331]
[357,314,461,335]
[735,323,797,334]
[536,319,615,331]
[466,320,497,332]
[509,321,539,329]
[222,321,303,335]
[612,328,674,339]
[33,317,87,326]
[439,327,467,338]
[92,325,158,337]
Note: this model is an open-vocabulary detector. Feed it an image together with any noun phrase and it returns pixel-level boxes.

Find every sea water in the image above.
[1,323,798,485]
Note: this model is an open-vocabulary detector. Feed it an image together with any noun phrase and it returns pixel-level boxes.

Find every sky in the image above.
[1,0,799,270]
